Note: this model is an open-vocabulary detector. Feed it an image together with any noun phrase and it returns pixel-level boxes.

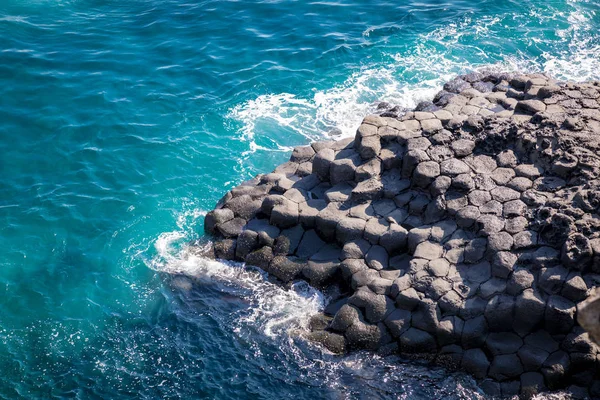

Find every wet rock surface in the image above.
[204,73,600,398]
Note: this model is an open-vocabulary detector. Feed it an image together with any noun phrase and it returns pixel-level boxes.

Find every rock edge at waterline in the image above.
[203,72,600,399]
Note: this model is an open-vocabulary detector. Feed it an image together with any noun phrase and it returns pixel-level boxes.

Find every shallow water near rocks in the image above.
[0,0,599,398]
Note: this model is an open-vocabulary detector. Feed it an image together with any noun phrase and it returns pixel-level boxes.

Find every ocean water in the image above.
[0,0,599,398]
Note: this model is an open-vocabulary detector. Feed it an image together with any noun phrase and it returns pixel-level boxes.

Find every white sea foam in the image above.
[149,215,326,338]
[227,64,446,146]
[227,1,600,154]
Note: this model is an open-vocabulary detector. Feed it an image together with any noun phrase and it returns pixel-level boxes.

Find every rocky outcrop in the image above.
[203,72,600,398]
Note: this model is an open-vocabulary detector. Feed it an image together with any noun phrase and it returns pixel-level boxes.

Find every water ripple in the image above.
[0,0,597,397]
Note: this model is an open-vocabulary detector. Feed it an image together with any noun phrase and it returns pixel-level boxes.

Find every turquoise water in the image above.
[0,0,599,398]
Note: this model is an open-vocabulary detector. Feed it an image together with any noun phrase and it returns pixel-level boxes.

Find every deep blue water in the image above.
[0,0,599,398]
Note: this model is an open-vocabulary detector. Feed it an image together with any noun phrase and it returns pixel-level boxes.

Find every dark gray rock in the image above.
[462,315,488,349]
[514,289,545,335]
[330,152,361,185]
[204,75,600,394]
[500,380,521,398]
[379,224,408,254]
[278,224,304,254]
[456,205,480,228]
[225,195,262,220]
[302,260,339,287]
[479,278,507,299]
[487,231,513,252]
[395,288,421,311]
[270,200,299,228]
[544,295,576,334]
[491,167,516,185]
[491,186,520,203]
[539,266,568,295]
[298,199,327,228]
[290,145,315,163]
[214,238,236,259]
[485,294,515,332]
[438,316,464,345]
[245,246,274,270]
[413,241,443,260]
[440,158,471,176]
[461,348,489,379]
[506,268,534,295]
[479,380,502,397]
[411,299,441,333]
[324,183,353,203]
[561,272,588,302]
[459,261,492,284]
[413,161,440,188]
[452,174,475,192]
[348,288,393,323]
[451,139,475,157]
[340,258,368,282]
[266,256,305,282]
[316,203,346,240]
[562,233,593,270]
[356,158,382,181]
[513,230,538,250]
[518,344,550,372]
[218,217,247,238]
[345,320,382,350]
[296,229,326,259]
[351,269,378,290]
[352,178,383,203]
[437,344,464,370]
[486,332,523,355]
[459,296,487,320]
[431,175,452,196]
[335,217,366,244]
[444,78,471,94]
[384,308,412,338]
[305,330,346,354]
[400,328,436,353]
[496,150,518,168]
[310,244,341,262]
[520,372,546,398]
[525,330,559,353]
[312,148,335,181]
[402,149,429,179]
[542,350,570,389]
[365,245,389,270]
[489,354,524,381]
[236,229,259,259]
[205,208,234,234]
[464,238,487,264]
[357,135,382,160]
[341,239,371,260]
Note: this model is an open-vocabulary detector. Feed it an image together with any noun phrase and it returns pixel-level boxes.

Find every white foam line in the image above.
[227,0,600,156]
[148,210,327,338]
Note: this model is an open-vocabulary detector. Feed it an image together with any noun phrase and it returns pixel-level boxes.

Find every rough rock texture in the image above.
[204,73,600,398]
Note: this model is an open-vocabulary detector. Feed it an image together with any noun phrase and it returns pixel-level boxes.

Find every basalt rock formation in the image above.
[203,72,600,398]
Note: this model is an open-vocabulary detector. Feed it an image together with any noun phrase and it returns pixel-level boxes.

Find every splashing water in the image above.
[149,228,327,339]
[228,0,600,153]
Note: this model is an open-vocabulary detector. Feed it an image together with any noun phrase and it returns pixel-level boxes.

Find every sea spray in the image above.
[227,0,600,158]
[149,230,327,339]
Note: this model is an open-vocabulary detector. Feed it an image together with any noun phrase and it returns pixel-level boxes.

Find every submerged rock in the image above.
[203,73,600,398]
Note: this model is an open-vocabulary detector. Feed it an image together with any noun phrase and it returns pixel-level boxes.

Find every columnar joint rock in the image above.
[204,72,600,399]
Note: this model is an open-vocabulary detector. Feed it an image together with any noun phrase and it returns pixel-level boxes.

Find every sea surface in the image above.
[0,0,599,398]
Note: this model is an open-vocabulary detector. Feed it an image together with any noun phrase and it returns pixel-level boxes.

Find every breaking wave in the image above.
[227,0,600,154]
